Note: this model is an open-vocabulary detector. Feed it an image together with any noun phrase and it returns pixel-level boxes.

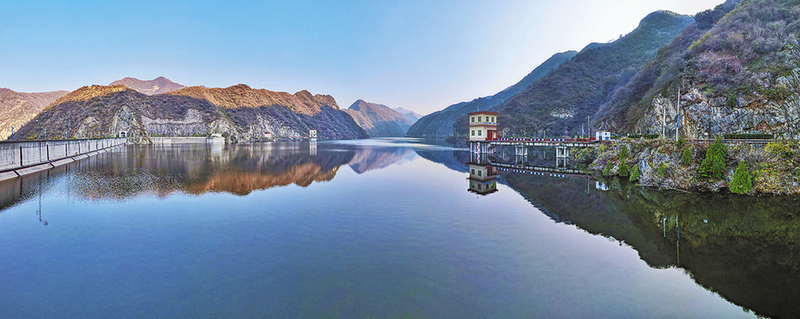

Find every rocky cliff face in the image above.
[12,84,368,142]
[344,100,412,137]
[604,0,800,139]
[0,89,68,140]
[406,50,577,137]
[585,138,800,195]
[109,76,185,95]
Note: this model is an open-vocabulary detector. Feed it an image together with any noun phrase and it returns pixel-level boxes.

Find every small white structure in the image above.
[309,129,318,141]
[468,111,499,141]
[210,133,222,138]
[595,131,611,141]
[264,132,274,139]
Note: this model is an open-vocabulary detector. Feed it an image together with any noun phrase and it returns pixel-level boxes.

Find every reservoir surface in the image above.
[1,138,797,318]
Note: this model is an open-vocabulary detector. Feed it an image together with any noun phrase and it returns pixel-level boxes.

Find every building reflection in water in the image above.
[465,152,498,196]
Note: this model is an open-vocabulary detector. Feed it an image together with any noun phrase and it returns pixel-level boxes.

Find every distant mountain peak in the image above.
[109,76,185,95]
[344,100,412,137]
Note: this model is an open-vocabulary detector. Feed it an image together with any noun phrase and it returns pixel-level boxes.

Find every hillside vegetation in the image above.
[406,51,577,137]
[495,11,695,137]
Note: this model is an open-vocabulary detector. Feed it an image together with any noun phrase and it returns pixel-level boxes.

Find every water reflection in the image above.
[1,141,796,318]
[465,153,497,196]
[424,148,800,319]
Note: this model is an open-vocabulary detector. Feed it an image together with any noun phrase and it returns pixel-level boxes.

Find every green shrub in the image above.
[619,160,630,177]
[676,136,686,149]
[730,162,753,194]
[658,162,667,178]
[765,142,793,159]
[699,136,727,179]
[682,147,692,165]
[603,162,613,176]
[629,163,640,182]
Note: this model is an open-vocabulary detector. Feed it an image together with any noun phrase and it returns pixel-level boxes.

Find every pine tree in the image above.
[682,147,692,166]
[620,144,629,160]
[603,161,613,176]
[677,136,686,149]
[699,136,727,179]
[629,162,640,182]
[730,161,753,194]
[619,161,629,177]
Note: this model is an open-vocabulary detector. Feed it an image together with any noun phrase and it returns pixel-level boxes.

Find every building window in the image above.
[491,116,495,122]
[478,116,482,122]
[471,117,475,123]
[478,170,482,176]
[478,130,482,136]
[471,169,475,175]
[471,130,475,136]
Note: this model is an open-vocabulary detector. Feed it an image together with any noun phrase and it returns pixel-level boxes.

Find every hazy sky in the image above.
[2,0,724,114]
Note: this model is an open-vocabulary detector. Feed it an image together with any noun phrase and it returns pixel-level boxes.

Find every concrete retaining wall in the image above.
[151,137,225,144]
[0,138,126,181]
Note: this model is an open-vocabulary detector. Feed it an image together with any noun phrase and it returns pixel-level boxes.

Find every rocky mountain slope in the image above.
[406,50,578,137]
[593,0,740,132]
[495,11,695,137]
[606,0,800,139]
[392,107,422,124]
[344,100,412,137]
[109,76,185,95]
[0,88,68,140]
[11,84,368,142]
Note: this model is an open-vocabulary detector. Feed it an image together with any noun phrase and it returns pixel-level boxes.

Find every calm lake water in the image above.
[1,138,798,318]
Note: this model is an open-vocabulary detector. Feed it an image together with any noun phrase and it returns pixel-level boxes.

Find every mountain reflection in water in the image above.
[416,148,800,319]
[1,140,797,318]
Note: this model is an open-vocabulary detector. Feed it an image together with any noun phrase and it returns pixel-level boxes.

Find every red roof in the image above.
[467,111,499,116]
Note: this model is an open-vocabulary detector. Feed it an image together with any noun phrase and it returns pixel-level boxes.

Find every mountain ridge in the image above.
[344,99,412,137]
[109,76,185,95]
[0,88,68,140]
[12,84,367,142]
[406,50,578,137]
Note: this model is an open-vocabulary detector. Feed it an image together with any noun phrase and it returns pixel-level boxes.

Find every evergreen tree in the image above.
[603,161,613,176]
[730,161,753,194]
[620,144,629,160]
[699,136,727,179]
[677,136,686,149]
[682,147,692,166]
[618,145,630,177]
[629,162,640,182]
[658,162,666,178]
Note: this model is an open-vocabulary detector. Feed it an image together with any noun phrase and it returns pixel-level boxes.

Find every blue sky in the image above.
[2,0,724,114]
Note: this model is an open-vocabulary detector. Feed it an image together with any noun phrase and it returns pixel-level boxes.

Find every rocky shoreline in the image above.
[577,138,800,196]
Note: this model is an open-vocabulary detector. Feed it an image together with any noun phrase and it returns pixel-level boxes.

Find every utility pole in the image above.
[587,116,590,138]
[676,82,680,141]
